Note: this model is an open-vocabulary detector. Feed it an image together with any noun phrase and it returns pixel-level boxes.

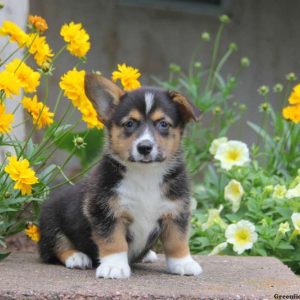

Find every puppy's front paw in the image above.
[65,252,93,269]
[142,250,158,263]
[96,252,131,279]
[167,255,202,276]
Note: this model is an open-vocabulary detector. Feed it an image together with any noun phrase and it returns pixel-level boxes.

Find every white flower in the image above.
[272,184,287,199]
[291,213,300,231]
[209,137,228,155]
[286,183,300,199]
[202,205,227,231]
[208,242,228,256]
[278,222,290,235]
[215,140,250,170]
[225,220,258,254]
[224,179,244,212]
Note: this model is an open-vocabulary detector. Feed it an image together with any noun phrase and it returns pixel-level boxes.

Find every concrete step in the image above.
[0,252,299,299]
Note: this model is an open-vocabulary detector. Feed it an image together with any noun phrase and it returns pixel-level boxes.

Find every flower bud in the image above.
[258,85,269,96]
[213,106,222,115]
[259,102,270,112]
[273,83,283,93]
[4,192,11,199]
[201,32,210,41]
[73,136,86,149]
[219,14,230,24]
[229,43,238,51]
[194,61,202,69]
[239,104,247,111]
[241,57,250,67]
[169,63,181,73]
[286,72,297,82]
[0,2,4,9]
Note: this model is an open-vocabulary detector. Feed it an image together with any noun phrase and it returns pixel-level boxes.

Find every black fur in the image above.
[39,85,194,267]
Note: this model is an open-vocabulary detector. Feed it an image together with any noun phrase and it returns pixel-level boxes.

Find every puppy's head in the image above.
[85,73,200,164]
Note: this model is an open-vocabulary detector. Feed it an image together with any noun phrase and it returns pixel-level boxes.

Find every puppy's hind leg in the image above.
[55,233,93,270]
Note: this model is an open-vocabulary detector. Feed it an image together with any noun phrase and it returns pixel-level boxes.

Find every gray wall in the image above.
[29,0,300,167]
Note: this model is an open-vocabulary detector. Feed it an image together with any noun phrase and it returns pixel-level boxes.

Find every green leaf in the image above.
[0,252,10,261]
[247,121,275,147]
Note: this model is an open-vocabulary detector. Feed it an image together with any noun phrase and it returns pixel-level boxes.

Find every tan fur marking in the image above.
[93,221,128,257]
[128,109,142,121]
[55,233,76,264]
[155,127,181,158]
[160,220,190,258]
[110,124,136,161]
[150,109,165,122]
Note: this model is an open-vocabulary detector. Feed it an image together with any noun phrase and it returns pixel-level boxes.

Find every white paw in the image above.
[96,252,131,279]
[65,252,92,269]
[142,250,158,263]
[167,255,202,276]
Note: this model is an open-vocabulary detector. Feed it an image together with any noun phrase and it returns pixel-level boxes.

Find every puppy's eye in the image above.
[123,119,138,133]
[156,120,170,133]
[124,120,135,128]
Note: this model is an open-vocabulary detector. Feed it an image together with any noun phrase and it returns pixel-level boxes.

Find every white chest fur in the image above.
[116,163,177,260]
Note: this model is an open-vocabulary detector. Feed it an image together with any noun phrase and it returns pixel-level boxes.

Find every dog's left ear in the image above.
[84,72,124,124]
[169,91,201,123]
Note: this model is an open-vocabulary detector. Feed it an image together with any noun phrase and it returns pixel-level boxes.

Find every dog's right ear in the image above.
[84,72,124,123]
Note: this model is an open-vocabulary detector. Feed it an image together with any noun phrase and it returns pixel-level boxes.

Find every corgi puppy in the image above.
[38,73,202,279]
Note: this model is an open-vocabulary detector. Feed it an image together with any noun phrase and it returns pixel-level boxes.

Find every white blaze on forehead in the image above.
[145,92,154,114]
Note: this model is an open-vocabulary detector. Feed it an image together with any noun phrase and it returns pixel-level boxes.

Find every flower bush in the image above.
[0,16,141,260]
[0,11,299,275]
[156,15,300,273]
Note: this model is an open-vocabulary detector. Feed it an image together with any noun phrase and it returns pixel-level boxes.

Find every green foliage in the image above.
[155,16,300,274]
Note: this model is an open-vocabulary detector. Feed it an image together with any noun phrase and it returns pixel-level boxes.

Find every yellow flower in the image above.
[60,22,90,58]
[225,220,258,254]
[224,179,244,213]
[28,15,48,33]
[6,58,41,93]
[25,224,40,242]
[215,140,250,170]
[209,137,228,155]
[0,70,22,98]
[4,156,39,195]
[59,68,104,129]
[0,20,28,47]
[282,104,300,124]
[59,68,86,107]
[288,84,300,105]
[112,64,141,91]
[0,103,14,134]
[22,95,54,129]
[79,100,104,129]
[291,212,300,232]
[27,34,53,66]
[278,222,290,235]
[202,205,227,231]
[272,184,287,199]
[286,183,300,199]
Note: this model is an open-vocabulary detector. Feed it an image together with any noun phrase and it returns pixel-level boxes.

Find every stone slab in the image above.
[0,253,299,299]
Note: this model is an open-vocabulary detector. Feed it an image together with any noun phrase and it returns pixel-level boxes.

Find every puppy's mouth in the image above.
[128,154,165,164]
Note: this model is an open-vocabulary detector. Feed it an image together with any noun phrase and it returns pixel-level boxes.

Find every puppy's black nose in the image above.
[137,140,153,155]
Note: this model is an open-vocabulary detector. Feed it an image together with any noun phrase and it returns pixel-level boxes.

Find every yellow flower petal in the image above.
[112,63,141,91]
[6,58,41,93]
[0,21,28,47]
[60,22,90,58]
[4,156,39,195]
[0,103,14,134]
